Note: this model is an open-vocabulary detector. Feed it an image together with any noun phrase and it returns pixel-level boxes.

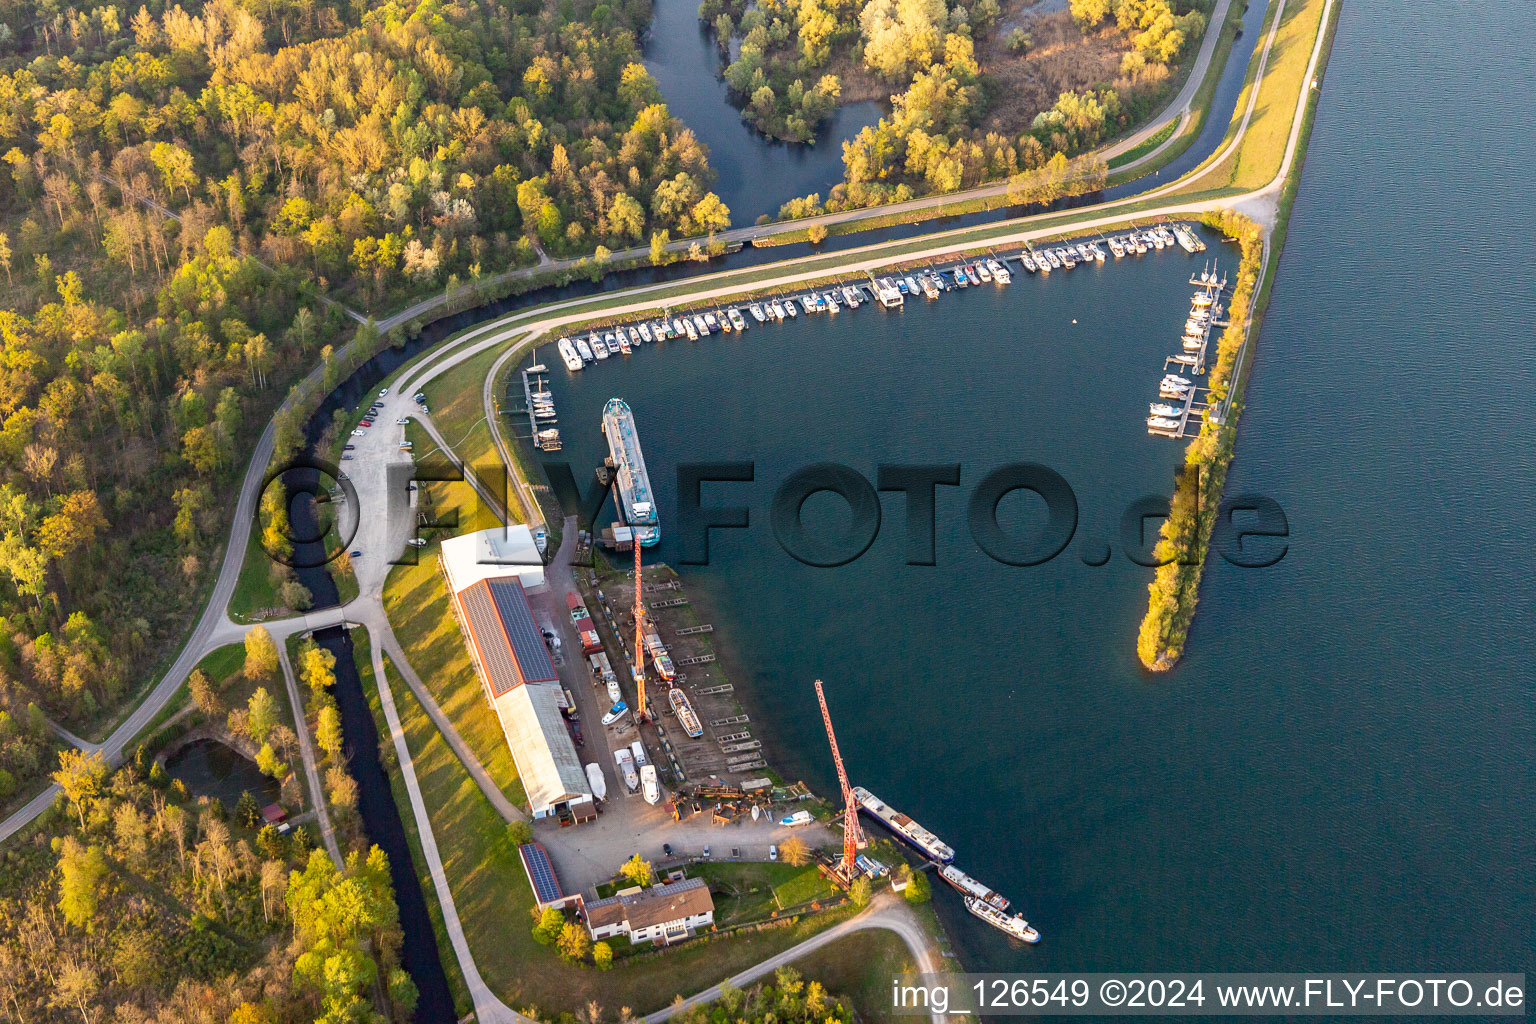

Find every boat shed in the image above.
[451,574,594,822]
[440,525,547,592]
[518,842,579,910]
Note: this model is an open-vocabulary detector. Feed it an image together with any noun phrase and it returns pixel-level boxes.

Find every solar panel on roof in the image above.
[489,579,558,684]
[519,843,563,904]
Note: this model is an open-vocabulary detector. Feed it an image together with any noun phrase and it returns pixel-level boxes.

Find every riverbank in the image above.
[1137,0,1339,670]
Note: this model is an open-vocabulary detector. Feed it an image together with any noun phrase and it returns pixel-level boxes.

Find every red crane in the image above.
[814,679,863,879]
[633,541,647,721]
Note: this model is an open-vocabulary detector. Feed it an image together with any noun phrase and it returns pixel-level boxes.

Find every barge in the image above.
[601,398,659,546]
[940,864,1010,910]
[852,786,956,863]
[965,895,1040,943]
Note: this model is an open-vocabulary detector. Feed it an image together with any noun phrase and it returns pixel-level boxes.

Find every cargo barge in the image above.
[852,786,956,863]
[601,398,659,547]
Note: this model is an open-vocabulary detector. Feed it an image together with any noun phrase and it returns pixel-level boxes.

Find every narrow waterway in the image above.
[285,447,457,1020]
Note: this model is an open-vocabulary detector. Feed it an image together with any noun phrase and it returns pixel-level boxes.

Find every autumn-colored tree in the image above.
[188,669,222,717]
[57,837,110,930]
[246,687,280,743]
[779,835,811,866]
[317,704,344,761]
[243,626,278,680]
[558,920,592,962]
[619,853,653,887]
[53,750,109,830]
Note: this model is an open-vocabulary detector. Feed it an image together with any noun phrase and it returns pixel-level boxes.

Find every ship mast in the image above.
[814,679,863,878]
[633,539,646,721]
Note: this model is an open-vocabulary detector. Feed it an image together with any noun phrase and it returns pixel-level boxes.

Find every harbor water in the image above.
[532,0,1535,971]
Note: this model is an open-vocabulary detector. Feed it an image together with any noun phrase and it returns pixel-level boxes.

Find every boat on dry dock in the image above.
[852,786,955,862]
[669,688,703,737]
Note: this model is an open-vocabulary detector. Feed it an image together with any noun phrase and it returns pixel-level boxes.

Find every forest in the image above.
[700,0,1213,214]
[0,744,413,1023]
[0,0,736,804]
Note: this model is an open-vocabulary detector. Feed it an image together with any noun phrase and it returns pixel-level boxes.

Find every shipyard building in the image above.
[442,528,593,823]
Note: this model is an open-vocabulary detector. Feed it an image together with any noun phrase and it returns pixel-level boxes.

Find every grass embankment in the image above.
[381,546,524,803]
[691,862,839,925]
[357,640,477,1018]
[788,929,919,1024]
[128,642,253,754]
[1109,114,1181,171]
[419,340,508,469]
[1180,0,1329,193]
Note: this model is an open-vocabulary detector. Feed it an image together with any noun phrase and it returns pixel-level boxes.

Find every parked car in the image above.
[343,444,356,450]
[702,846,711,859]
[350,550,362,558]
[663,843,673,858]
[398,441,412,450]
[396,417,410,425]
[379,388,389,396]
[351,429,365,436]
[360,420,373,427]
[341,454,354,461]
[769,845,778,861]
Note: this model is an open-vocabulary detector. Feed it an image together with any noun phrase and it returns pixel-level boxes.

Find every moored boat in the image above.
[852,786,955,862]
[964,895,1040,943]
[558,338,583,372]
[940,864,1010,910]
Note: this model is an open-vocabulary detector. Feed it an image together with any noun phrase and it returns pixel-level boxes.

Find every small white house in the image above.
[582,877,714,946]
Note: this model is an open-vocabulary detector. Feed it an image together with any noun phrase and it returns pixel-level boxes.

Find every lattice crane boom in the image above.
[634,541,646,720]
[814,679,863,878]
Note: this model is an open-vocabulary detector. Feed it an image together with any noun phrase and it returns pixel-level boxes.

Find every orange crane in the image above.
[633,540,647,721]
[814,679,863,879]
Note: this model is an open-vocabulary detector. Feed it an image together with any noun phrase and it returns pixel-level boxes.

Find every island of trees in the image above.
[698,0,1210,213]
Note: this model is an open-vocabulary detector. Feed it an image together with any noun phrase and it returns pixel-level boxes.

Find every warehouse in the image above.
[448,570,594,822]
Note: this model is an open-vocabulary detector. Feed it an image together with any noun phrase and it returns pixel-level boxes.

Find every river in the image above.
[528,0,1535,976]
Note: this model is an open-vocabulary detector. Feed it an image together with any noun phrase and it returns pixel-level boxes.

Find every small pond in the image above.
[163,738,281,809]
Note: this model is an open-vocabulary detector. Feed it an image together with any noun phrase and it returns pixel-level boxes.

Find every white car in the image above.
[768,845,778,861]
[351,429,365,436]
[379,388,389,397]
[396,417,410,425]
[398,441,413,450]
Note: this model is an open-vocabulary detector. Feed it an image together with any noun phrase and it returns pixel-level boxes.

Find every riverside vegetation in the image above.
[0,746,416,1023]
[1136,208,1262,670]
[706,0,1212,215]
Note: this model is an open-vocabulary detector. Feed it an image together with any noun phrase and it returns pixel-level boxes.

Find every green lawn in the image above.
[381,547,523,804]
[419,340,515,470]
[690,862,834,924]
[788,928,920,1024]
[227,527,284,622]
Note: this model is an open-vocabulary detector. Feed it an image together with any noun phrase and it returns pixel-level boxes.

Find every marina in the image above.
[1147,262,1228,439]
[520,365,561,451]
